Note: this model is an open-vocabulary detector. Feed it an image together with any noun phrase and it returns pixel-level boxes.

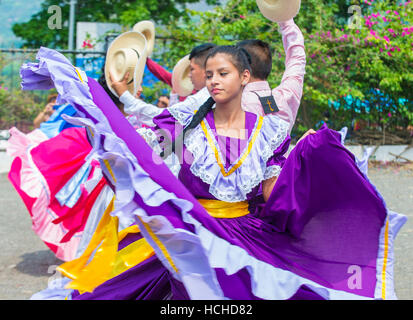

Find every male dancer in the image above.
[237,18,306,134]
[145,44,215,105]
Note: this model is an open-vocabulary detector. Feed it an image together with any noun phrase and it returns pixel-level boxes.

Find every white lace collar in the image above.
[182,112,290,202]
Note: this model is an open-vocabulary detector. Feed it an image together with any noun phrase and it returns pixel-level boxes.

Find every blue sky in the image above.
[0,0,43,47]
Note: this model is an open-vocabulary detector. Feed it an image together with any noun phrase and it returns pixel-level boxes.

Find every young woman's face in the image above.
[205,53,249,105]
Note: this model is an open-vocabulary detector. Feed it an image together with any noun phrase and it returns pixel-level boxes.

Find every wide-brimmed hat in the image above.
[256,0,301,22]
[105,31,148,97]
[171,54,194,97]
[132,20,155,57]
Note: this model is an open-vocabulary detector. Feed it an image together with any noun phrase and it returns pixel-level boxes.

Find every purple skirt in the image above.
[72,79,405,300]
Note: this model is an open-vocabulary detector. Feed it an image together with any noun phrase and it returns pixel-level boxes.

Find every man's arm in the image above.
[169,90,179,107]
[146,58,172,87]
[120,91,163,127]
[273,19,306,133]
[111,70,210,127]
[120,87,210,127]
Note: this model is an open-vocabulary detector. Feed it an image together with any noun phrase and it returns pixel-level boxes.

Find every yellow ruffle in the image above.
[57,196,154,294]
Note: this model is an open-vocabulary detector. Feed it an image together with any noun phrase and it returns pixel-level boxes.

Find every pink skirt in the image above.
[7,126,107,261]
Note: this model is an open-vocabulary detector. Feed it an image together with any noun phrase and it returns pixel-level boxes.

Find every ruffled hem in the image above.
[7,127,82,261]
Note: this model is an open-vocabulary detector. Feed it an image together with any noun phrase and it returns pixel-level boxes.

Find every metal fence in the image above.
[0,48,107,133]
[0,48,107,87]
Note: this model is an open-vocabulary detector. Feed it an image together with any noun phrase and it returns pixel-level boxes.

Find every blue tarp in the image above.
[328,89,408,113]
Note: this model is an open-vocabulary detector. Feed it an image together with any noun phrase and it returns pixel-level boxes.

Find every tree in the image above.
[152,0,412,141]
[12,0,220,49]
[311,0,413,140]
[12,0,412,143]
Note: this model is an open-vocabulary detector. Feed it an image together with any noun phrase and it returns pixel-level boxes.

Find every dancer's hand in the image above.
[43,102,55,116]
[135,85,143,98]
[297,129,317,144]
[109,71,129,97]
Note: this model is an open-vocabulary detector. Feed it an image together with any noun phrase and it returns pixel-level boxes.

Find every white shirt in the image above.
[120,87,211,127]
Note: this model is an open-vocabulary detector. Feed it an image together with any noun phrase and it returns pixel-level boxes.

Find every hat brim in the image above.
[256,0,301,22]
[133,20,155,57]
[171,55,194,97]
[105,31,148,98]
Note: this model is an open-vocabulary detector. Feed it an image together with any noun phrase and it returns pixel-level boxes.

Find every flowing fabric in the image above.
[20,47,406,300]
[7,125,107,261]
[38,103,79,139]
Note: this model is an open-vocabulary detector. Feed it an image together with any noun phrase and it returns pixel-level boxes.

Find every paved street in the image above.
[0,164,412,300]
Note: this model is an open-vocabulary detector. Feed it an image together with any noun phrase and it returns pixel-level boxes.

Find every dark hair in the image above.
[236,39,272,80]
[98,66,123,109]
[204,45,252,75]
[161,97,215,159]
[188,43,217,68]
[47,93,58,103]
[162,46,252,159]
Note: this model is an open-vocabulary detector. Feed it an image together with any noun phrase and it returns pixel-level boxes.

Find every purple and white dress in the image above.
[23,48,406,300]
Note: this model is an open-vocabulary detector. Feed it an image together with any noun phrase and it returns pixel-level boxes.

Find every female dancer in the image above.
[22,45,404,300]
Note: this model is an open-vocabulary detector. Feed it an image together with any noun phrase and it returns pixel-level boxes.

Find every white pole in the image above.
[68,0,77,51]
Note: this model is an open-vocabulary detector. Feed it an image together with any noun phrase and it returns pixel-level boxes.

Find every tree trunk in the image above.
[301,101,312,129]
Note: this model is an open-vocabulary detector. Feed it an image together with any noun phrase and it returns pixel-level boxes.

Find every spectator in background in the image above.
[315,111,332,130]
[33,93,58,128]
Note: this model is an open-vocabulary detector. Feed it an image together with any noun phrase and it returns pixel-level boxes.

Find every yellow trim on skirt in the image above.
[57,197,155,294]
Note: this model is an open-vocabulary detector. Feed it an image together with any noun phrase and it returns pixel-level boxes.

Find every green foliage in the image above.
[153,0,412,140]
[12,0,221,49]
[319,0,413,135]
[142,81,171,105]
[9,0,413,143]
[0,52,48,130]
[0,85,44,129]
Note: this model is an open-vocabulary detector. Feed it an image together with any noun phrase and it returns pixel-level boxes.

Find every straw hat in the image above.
[171,54,194,97]
[132,20,155,57]
[105,31,148,97]
[256,0,301,22]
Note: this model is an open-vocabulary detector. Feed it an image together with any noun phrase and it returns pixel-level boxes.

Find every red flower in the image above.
[82,39,94,49]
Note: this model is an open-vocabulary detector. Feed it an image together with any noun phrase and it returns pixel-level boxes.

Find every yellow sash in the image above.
[198,199,250,218]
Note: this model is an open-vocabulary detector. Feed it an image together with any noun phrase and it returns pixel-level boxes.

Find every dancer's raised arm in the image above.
[272,18,306,133]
